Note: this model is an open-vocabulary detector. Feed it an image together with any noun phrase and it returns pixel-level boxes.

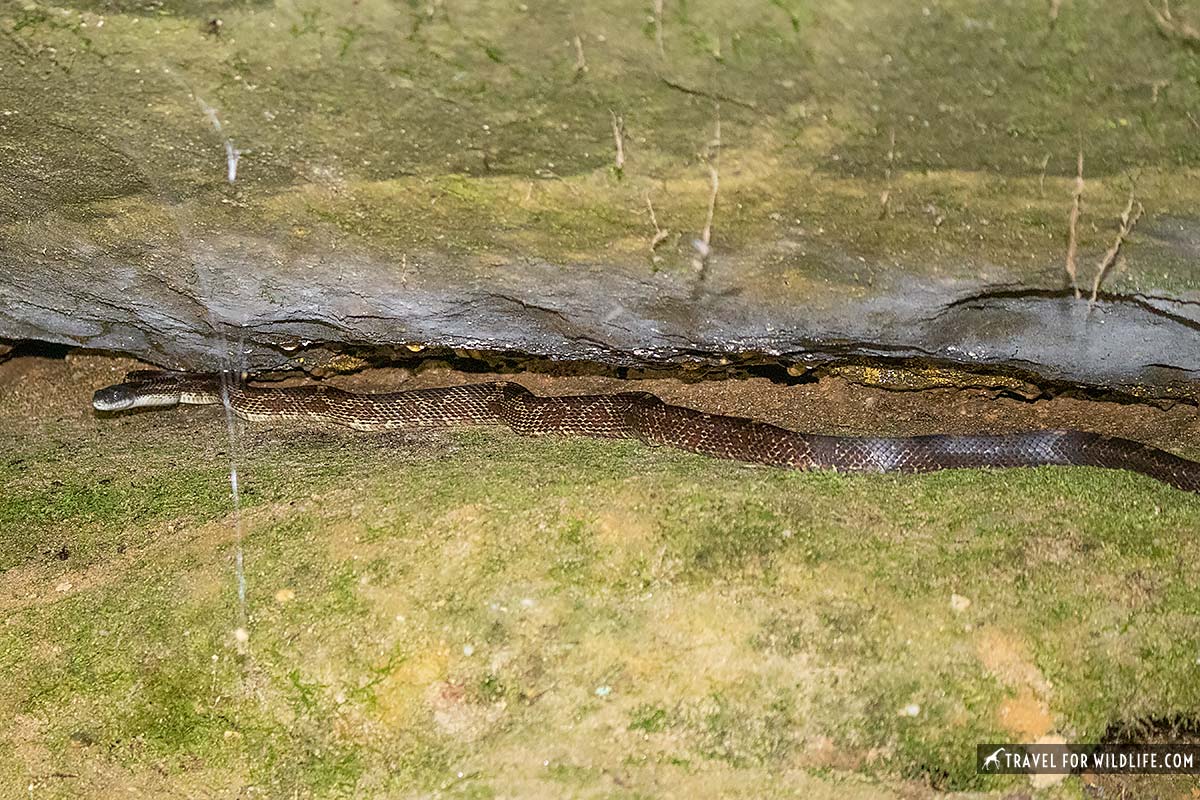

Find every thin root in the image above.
[1147,0,1200,47]
[1089,193,1144,308]
[693,106,721,271]
[610,110,625,175]
[1065,148,1084,299]
[646,195,670,251]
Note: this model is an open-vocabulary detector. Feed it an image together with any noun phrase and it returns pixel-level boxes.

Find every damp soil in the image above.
[1,351,1198,799]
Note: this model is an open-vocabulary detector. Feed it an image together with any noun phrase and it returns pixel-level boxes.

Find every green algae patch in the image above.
[3,356,1199,798]
[0,417,370,572]
[0,461,233,569]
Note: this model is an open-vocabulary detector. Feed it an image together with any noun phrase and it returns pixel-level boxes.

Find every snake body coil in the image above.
[93,371,1200,493]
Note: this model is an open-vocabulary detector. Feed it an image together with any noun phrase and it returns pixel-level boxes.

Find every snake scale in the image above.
[93,370,1200,493]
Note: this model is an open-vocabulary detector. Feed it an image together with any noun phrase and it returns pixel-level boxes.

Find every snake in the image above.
[92,370,1200,493]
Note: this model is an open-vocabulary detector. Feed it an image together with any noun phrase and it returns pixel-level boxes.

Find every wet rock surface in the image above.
[1,0,1198,386]
[5,234,1200,387]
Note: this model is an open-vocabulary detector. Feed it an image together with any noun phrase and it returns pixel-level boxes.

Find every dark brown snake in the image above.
[93,370,1200,493]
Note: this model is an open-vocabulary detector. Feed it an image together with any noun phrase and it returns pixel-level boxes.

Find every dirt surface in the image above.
[8,348,1192,455]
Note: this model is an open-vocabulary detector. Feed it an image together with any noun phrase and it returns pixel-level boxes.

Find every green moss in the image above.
[11,417,1200,796]
[691,690,797,768]
[3,405,1197,796]
[628,704,669,733]
[7,0,1200,297]
[0,468,233,568]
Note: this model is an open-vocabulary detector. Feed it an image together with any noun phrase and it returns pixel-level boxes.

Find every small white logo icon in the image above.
[983,747,1005,770]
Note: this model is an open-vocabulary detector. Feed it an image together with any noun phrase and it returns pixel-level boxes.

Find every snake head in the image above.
[92,370,189,412]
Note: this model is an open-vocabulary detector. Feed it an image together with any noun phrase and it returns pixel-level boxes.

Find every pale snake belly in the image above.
[92,370,1200,493]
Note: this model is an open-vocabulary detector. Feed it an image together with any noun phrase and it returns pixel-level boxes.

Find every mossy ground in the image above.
[1,353,1198,798]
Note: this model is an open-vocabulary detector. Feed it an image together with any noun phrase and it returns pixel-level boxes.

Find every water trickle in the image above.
[194,90,250,655]
[219,369,248,653]
[86,70,258,661]
[195,94,240,184]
